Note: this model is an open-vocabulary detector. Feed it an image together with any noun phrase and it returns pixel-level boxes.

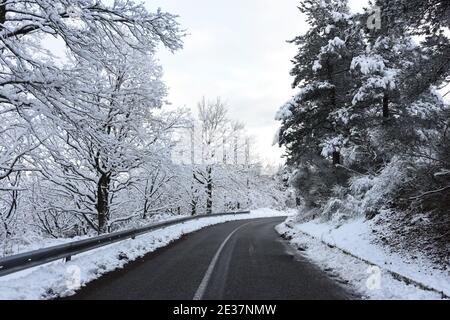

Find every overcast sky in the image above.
[146,0,368,166]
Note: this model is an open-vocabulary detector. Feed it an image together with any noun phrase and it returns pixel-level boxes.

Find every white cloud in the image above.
[147,0,308,166]
[150,0,370,166]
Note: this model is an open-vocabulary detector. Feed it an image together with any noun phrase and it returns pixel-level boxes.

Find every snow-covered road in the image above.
[0,209,289,300]
[67,217,353,300]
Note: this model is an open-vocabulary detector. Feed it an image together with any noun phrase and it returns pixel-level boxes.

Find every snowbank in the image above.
[277,217,449,300]
[0,209,287,300]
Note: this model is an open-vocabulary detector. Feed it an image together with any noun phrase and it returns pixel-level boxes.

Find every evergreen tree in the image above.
[348,0,448,169]
[378,0,450,99]
[277,0,364,167]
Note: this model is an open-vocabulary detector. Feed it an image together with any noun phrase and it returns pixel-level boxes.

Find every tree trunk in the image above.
[0,4,6,26]
[234,136,238,165]
[97,173,110,234]
[191,198,197,216]
[143,199,149,219]
[383,94,390,119]
[327,62,340,167]
[332,151,341,165]
[327,62,337,109]
[191,173,197,216]
[206,166,213,215]
[223,136,227,164]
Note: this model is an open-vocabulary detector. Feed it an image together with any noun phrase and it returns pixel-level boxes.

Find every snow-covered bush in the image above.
[303,158,411,223]
[351,159,411,214]
[289,156,350,210]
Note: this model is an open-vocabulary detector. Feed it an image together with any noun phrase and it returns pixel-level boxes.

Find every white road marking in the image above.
[193,221,254,300]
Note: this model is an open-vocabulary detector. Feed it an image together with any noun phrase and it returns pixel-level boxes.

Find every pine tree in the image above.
[377,0,450,99]
[277,0,364,167]
[349,0,449,167]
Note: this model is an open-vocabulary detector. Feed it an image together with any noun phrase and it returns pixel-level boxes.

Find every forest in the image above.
[0,0,286,255]
[276,0,450,263]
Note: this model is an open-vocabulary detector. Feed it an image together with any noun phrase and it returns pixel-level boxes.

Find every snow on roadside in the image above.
[0,208,288,300]
[0,212,189,258]
[276,218,448,300]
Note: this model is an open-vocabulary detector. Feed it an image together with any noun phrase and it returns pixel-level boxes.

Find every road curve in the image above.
[68,217,353,300]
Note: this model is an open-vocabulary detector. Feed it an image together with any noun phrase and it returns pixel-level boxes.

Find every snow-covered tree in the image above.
[193,97,242,214]
[277,0,364,167]
[276,0,450,259]
[37,49,184,233]
[0,0,183,133]
[0,0,184,237]
[275,0,367,208]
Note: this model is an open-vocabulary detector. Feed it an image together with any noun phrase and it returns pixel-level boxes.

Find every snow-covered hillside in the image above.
[274,0,449,301]
[277,213,449,300]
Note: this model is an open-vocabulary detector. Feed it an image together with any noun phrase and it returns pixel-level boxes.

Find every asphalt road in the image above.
[69,217,353,300]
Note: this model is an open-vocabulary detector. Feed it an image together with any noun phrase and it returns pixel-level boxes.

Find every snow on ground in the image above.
[276,217,449,300]
[0,209,288,300]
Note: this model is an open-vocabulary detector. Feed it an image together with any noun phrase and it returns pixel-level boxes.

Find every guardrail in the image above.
[0,211,251,277]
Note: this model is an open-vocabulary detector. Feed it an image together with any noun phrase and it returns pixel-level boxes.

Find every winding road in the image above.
[69,217,353,300]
